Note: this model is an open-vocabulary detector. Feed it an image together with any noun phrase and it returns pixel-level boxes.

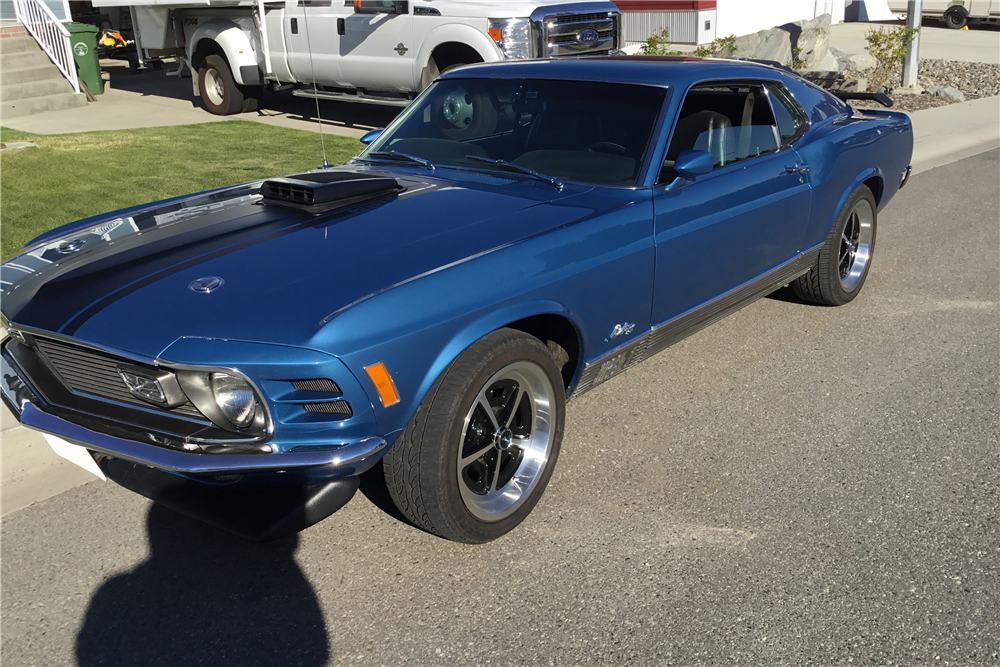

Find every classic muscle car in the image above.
[0,57,913,543]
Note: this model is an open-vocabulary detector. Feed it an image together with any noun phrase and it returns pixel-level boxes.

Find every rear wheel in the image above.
[383,329,565,543]
[198,55,245,116]
[793,184,877,306]
[944,7,968,29]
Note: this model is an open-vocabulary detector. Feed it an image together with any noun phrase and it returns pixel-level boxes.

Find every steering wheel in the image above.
[585,142,628,156]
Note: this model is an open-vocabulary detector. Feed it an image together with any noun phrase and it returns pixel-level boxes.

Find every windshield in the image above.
[363,78,668,187]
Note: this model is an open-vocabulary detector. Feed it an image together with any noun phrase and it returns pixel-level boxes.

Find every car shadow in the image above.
[75,502,330,667]
[766,285,808,304]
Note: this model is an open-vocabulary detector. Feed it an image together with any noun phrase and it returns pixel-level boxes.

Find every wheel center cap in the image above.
[495,428,514,451]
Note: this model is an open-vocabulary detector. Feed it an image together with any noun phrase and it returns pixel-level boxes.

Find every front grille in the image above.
[544,12,618,57]
[551,29,615,44]
[551,12,610,24]
[34,337,206,419]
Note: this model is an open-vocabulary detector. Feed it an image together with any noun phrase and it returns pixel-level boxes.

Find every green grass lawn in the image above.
[0,121,361,258]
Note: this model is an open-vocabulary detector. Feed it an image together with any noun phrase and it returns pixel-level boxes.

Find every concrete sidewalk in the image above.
[1,61,402,138]
[830,22,1000,64]
[2,94,998,517]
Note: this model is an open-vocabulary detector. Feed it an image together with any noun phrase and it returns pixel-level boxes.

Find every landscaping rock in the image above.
[752,28,793,65]
[794,14,832,68]
[927,85,966,102]
[805,51,842,73]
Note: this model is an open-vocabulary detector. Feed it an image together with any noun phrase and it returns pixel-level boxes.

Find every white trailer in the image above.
[91,0,623,114]
[887,0,1000,28]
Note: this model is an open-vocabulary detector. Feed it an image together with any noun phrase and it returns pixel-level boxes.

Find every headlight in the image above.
[211,372,256,428]
[488,18,533,60]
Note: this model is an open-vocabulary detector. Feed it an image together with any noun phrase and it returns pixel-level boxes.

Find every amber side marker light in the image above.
[365,362,400,407]
[488,27,503,41]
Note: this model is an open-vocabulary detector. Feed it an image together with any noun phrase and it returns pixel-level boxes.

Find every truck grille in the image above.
[542,11,619,58]
[34,337,207,420]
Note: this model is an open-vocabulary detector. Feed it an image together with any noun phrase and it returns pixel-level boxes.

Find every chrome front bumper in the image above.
[1,348,387,477]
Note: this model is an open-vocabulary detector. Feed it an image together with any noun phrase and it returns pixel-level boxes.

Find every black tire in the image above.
[944,7,968,29]
[793,184,878,306]
[383,328,565,543]
[240,86,263,113]
[198,54,245,116]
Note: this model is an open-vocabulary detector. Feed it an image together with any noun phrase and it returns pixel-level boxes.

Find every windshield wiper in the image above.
[465,156,564,191]
[366,151,435,170]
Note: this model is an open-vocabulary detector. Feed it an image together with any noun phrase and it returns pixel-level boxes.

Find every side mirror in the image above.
[353,1,408,14]
[359,128,383,145]
[673,150,714,178]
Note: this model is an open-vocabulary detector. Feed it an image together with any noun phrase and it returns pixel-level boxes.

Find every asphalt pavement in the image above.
[1,150,997,666]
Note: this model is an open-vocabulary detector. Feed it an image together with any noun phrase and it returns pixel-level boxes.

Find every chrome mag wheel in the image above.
[839,198,874,292]
[457,360,555,522]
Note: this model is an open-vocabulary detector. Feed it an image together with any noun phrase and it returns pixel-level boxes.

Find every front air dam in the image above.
[99,458,360,542]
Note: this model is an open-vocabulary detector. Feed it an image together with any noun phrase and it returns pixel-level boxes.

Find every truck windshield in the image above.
[363,78,667,187]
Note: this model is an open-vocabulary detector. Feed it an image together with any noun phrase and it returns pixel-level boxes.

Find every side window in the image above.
[660,82,780,182]
[765,83,808,146]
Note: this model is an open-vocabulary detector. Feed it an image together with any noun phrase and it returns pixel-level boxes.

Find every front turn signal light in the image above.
[365,362,400,407]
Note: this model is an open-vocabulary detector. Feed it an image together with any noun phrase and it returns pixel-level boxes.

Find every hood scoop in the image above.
[260,171,402,214]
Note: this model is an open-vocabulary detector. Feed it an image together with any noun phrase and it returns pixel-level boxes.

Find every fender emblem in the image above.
[394,42,408,56]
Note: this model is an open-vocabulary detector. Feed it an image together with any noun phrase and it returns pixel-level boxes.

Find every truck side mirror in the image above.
[360,128,384,144]
[353,1,409,14]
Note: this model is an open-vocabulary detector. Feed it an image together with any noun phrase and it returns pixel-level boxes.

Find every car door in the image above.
[650,80,813,326]
[283,0,347,86]
[338,0,414,91]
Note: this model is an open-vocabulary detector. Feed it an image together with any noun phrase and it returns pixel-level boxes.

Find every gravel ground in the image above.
[846,58,1000,111]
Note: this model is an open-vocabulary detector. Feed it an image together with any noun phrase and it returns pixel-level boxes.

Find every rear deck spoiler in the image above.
[831,91,894,108]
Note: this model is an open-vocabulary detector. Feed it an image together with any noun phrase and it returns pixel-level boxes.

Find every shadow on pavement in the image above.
[75,502,329,667]
[105,64,402,132]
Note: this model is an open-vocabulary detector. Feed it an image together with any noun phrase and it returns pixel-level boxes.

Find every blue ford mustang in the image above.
[0,57,912,543]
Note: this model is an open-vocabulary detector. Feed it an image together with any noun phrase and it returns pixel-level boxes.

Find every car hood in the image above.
[1,165,599,359]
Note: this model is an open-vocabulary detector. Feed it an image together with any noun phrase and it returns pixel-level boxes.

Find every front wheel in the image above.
[793,184,877,306]
[383,329,565,543]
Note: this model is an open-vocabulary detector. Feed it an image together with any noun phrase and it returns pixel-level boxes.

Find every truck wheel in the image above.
[241,86,263,113]
[793,184,877,306]
[198,55,245,116]
[944,7,968,29]
[434,85,497,140]
[383,328,565,543]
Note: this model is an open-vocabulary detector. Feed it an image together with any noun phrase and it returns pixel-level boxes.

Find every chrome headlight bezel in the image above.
[176,369,267,435]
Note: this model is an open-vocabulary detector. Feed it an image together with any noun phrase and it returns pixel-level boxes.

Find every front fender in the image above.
[188,19,260,86]
[412,22,503,87]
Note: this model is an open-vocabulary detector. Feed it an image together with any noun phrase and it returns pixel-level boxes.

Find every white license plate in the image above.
[43,434,107,481]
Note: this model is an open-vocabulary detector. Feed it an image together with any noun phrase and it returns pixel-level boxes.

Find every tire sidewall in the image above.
[198,55,242,116]
[422,331,565,543]
[824,185,878,304]
[944,8,968,29]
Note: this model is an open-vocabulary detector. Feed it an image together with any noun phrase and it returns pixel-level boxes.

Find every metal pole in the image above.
[901,0,922,88]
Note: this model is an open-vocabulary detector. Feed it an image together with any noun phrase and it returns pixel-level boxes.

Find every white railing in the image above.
[12,0,81,94]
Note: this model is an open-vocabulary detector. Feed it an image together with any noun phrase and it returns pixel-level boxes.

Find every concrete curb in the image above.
[3,96,999,517]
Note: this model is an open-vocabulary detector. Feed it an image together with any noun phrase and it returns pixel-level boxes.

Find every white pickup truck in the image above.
[93,0,622,114]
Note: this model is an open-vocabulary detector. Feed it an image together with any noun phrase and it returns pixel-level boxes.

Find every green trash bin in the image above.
[66,22,103,95]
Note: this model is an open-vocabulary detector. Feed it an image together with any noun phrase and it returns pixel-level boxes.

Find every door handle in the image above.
[785,163,809,175]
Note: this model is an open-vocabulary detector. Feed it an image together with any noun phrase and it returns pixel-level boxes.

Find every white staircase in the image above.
[1,32,87,118]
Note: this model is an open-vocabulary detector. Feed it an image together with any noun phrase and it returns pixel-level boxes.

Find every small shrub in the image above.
[640,28,684,56]
[791,47,806,71]
[865,24,919,91]
[694,35,737,59]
